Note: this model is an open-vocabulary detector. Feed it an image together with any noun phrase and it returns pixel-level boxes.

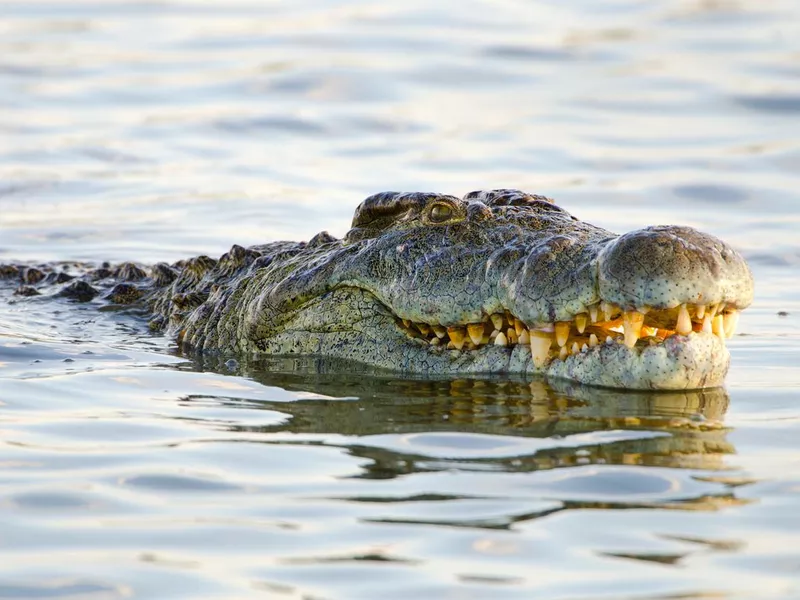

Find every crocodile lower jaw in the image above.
[396,302,740,389]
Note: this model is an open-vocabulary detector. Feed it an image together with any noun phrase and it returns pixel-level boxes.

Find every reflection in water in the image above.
[190,355,734,475]
[181,355,748,533]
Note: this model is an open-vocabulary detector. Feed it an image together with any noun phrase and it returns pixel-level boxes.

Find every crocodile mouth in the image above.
[396,301,741,368]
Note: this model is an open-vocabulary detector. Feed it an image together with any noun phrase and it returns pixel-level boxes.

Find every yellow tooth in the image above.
[507,328,518,345]
[588,305,599,323]
[518,329,530,345]
[600,302,610,320]
[530,331,551,368]
[489,329,499,340]
[571,342,580,354]
[601,302,620,321]
[467,323,484,345]
[416,323,430,336]
[430,337,441,346]
[712,313,726,346]
[575,314,588,333]
[402,319,412,328]
[559,345,569,360]
[448,327,465,349]
[432,325,447,339]
[514,318,526,336]
[711,313,725,339]
[724,310,739,338]
[623,311,644,348]
[581,343,589,353]
[696,304,706,319]
[712,314,724,337]
[555,322,570,347]
[490,313,504,331]
[702,314,713,334]
[589,333,598,347]
[494,331,508,346]
[676,303,692,336]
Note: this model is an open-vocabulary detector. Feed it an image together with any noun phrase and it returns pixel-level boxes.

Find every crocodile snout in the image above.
[597,225,754,311]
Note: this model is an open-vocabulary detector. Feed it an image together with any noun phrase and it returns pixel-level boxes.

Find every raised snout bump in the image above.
[597,225,754,309]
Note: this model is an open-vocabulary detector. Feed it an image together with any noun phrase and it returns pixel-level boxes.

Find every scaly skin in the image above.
[0,190,754,389]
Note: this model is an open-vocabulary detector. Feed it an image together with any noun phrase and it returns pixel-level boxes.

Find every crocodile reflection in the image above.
[191,356,733,475]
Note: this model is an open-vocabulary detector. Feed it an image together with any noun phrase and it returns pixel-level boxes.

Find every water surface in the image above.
[1,1,799,598]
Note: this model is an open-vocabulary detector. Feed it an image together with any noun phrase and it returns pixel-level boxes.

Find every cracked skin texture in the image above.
[3,190,754,390]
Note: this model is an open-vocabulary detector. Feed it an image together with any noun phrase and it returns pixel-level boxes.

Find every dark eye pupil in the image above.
[430,204,452,222]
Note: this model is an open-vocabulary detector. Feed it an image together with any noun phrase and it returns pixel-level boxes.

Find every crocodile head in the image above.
[182,190,753,390]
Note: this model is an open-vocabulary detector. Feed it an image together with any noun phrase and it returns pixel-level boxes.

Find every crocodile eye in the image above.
[429,203,453,223]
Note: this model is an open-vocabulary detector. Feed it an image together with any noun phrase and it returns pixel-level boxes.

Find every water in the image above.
[1,0,799,598]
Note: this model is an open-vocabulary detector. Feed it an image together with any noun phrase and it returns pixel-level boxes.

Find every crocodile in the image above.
[1,189,754,389]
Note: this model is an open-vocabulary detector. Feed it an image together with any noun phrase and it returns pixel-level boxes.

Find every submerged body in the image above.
[2,190,753,389]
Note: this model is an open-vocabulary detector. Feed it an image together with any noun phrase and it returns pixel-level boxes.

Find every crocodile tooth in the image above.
[514,318,526,336]
[489,329,499,340]
[555,322,570,347]
[559,345,569,360]
[606,335,614,344]
[402,319,412,329]
[723,310,739,338]
[581,343,588,353]
[696,304,706,319]
[432,325,447,339]
[588,305,599,323]
[530,331,551,367]
[494,331,508,346]
[713,314,726,346]
[600,302,611,321]
[676,303,692,335]
[467,323,484,345]
[429,337,441,346]
[518,329,530,345]
[490,313,504,331]
[601,302,620,321]
[448,327,465,349]
[712,314,724,337]
[702,314,713,333]
[622,311,644,348]
[575,314,587,334]
[416,323,430,336]
[571,342,580,354]
[506,328,518,345]
[589,333,598,347]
